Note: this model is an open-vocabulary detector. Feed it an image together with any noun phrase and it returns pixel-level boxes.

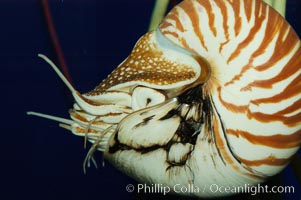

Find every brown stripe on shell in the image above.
[217,86,248,113]
[224,64,251,87]
[214,0,229,52]
[238,155,292,167]
[218,84,301,126]
[228,0,242,37]
[247,111,301,127]
[181,0,208,51]
[197,0,217,37]
[255,28,299,72]
[160,30,179,39]
[227,129,301,149]
[179,37,196,53]
[250,74,301,105]
[227,2,267,64]
[159,21,174,30]
[243,0,254,22]
[273,99,301,116]
[165,9,186,33]
[242,47,301,91]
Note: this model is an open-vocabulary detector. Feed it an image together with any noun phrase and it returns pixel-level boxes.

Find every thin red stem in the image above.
[41,0,73,85]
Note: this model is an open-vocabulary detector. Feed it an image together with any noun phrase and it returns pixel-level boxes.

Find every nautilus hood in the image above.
[86,29,209,98]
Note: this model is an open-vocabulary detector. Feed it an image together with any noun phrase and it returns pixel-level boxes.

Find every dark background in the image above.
[1,0,300,199]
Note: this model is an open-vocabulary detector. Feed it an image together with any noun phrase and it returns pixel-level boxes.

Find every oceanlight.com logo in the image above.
[209,183,295,196]
[125,183,295,196]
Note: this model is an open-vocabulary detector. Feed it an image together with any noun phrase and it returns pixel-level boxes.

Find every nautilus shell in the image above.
[30,0,301,198]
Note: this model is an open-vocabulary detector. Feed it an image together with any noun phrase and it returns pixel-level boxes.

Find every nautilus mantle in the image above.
[30,0,301,198]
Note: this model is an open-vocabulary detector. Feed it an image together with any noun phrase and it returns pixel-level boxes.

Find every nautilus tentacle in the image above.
[29,0,301,197]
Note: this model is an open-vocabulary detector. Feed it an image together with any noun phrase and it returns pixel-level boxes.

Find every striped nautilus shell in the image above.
[30,0,301,197]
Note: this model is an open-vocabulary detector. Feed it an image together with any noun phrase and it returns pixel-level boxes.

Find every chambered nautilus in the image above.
[29,0,301,198]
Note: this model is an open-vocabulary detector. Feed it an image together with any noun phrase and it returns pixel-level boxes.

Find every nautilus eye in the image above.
[29,0,300,198]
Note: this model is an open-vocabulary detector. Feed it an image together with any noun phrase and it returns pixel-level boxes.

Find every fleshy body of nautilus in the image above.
[29,0,301,197]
